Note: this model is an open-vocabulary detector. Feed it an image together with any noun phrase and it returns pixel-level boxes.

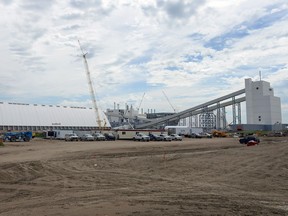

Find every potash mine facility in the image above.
[0,78,286,136]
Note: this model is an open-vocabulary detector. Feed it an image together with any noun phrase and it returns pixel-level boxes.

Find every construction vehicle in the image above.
[212,130,227,137]
[3,131,33,142]
[239,136,260,145]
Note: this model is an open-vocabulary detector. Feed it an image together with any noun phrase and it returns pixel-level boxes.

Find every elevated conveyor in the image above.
[135,89,245,129]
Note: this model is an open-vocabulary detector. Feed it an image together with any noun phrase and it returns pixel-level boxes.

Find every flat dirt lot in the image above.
[0,137,288,215]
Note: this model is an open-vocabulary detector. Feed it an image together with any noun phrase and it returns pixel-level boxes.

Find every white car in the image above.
[94,133,106,141]
[133,133,150,142]
[200,133,213,138]
[81,134,94,141]
[159,134,172,141]
[170,134,183,141]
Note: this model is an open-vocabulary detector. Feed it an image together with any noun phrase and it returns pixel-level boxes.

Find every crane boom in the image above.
[137,92,145,111]
[78,40,102,129]
[162,90,176,113]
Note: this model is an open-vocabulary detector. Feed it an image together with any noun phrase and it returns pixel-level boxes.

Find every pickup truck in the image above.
[133,133,150,142]
[65,133,80,141]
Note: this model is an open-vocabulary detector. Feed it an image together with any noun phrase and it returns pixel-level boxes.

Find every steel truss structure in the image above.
[135,89,245,129]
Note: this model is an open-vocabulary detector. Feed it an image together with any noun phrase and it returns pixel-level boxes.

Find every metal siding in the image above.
[0,102,110,128]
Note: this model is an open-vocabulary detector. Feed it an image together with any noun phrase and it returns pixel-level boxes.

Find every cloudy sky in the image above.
[0,0,287,123]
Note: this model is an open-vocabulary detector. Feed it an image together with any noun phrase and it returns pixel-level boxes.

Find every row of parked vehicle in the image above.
[133,133,183,142]
[187,132,213,138]
[64,132,116,141]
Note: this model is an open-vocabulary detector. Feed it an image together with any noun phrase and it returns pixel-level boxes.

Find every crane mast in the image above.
[78,40,102,129]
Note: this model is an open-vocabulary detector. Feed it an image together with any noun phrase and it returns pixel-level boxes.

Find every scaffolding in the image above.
[199,107,216,130]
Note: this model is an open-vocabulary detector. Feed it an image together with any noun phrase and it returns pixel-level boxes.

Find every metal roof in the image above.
[0,102,110,128]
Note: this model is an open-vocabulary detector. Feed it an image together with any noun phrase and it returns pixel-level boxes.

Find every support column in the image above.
[232,97,236,125]
[194,115,198,127]
[216,102,221,129]
[222,107,226,129]
[189,114,192,127]
[182,118,186,126]
[237,102,241,124]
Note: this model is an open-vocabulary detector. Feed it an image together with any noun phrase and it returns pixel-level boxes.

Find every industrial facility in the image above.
[0,78,284,133]
[105,78,283,131]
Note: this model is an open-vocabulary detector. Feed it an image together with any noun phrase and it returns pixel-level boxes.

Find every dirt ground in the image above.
[0,137,288,216]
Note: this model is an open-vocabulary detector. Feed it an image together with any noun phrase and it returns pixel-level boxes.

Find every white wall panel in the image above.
[0,102,110,128]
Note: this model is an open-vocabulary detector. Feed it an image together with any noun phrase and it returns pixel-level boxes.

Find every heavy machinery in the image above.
[239,136,260,146]
[3,131,32,142]
[78,40,103,129]
[212,130,227,137]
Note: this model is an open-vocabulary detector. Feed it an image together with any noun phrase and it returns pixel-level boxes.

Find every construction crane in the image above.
[78,40,102,129]
[162,90,176,113]
[137,92,145,111]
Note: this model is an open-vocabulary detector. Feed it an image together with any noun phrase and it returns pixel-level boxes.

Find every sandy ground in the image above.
[0,137,288,216]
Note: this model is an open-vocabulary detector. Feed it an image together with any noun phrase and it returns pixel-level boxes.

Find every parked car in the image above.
[80,134,94,141]
[189,133,202,138]
[170,134,183,141]
[65,133,79,141]
[239,136,260,144]
[133,133,150,142]
[200,133,213,138]
[104,133,116,141]
[94,133,106,141]
[149,133,164,141]
[159,134,172,141]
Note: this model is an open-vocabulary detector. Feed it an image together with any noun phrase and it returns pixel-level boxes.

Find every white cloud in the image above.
[0,0,287,124]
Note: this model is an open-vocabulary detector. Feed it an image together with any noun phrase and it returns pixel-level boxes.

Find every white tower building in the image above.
[245,78,282,125]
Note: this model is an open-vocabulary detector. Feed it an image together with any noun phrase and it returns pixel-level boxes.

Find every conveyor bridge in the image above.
[135,89,245,129]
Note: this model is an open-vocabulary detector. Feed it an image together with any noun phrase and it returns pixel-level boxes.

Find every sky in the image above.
[0,0,287,124]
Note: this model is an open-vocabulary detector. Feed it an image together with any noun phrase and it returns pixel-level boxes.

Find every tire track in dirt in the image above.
[0,137,287,215]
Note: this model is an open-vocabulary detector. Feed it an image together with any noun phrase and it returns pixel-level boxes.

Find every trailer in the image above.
[165,126,203,136]
[115,129,164,140]
[165,126,190,135]
[45,130,74,139]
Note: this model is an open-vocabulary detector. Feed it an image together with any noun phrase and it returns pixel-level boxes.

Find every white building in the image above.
[106,104,147,128]
[0,102,110,131]
[245,78,282,125]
